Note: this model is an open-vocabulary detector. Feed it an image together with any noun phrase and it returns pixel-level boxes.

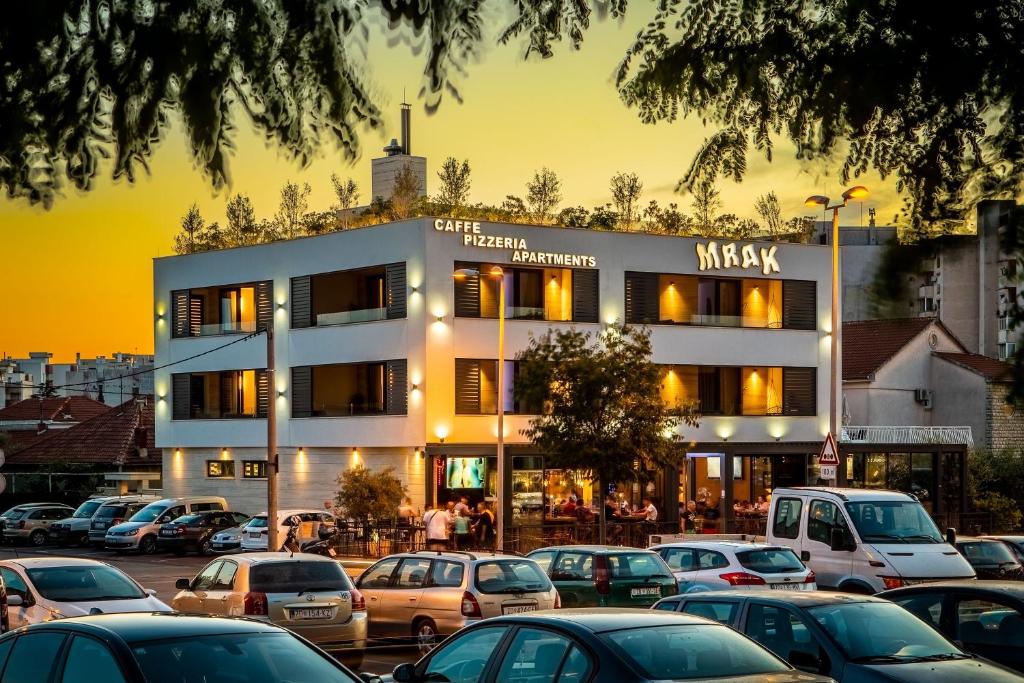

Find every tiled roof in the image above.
[843,318,950,380]
[934,352,1012,381]
[0,396,110,423]
[5,397,156,468]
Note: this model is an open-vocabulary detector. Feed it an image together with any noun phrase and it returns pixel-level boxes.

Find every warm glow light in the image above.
[716,423,735,441]
[434,425,449,442]
[220,448,229,459]
[804,195,829,208]
[174,448,182,457]
[350,448,361,468]
[842,185,869,201]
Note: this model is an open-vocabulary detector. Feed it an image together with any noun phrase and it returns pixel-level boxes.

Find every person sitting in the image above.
[755,495,770,514]
[561,498,577,517]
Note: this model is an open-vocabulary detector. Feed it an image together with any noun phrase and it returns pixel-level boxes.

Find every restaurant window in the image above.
[455,359,540,415]
[845,452,935,510]
[290,360,407,417]
[512,456,544,526]
[454,261,599,323]
[242,461,267,479]
[171,281,272,337]
[171,370,269,419]
[290,262,406,328]
[661,365,813,416]
[206,460,235,478]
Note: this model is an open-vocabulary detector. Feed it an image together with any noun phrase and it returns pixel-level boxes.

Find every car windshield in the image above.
[72,500,104,519]
[844,501,943,544]
[247,517,268,528]
[27,565,146,601]
[95,505,127,519]
[602,624,789,679]
[131,632,358,683]
[474,560,552,594]
[173,514,205,526]
[249,561,351,594]
[736,548,805,574]
[960,541,1018,565]
[808,601,964,662]
[130,503,169,523]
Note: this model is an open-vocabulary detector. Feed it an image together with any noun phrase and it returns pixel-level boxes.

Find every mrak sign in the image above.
[696,241,780,276]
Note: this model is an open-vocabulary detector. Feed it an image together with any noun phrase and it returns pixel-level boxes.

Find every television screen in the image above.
[446,457,487,489]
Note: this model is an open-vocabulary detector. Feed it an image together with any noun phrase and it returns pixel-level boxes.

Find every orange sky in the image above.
[0,8,901,362]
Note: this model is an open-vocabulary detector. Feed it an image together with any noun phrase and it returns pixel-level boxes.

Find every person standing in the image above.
[453,509,472,550]
[423,504,449,551]
[473,502,495,548]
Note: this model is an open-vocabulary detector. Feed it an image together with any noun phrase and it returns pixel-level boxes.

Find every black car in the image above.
[155,511,250,555]
[652,590,1022,682]
[391,608,832,683]
[0,612,376,683]
[981,536,1024,563]
[880,581,1024,673]
[955,537,1024,580]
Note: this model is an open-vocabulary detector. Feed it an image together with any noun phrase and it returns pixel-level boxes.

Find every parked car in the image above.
[954,537,1024,580]
[48,496,118,547]
[981,535,1024,563]
[0,502,62,536]
[156,510,250,556]
[105,496,227,554]
[209,517,254,553]
[881,581,1024,672]
[172,552,367,669]
[0,558,171,629]
[1,503,74,546]
[652,590,1021,681]
[87,496,159,546]
[526,545,677,608]
[356,550,558,654]
[766,487,975,592]
[651,541,817,593]
[240,509,338,552]
[0,613,369,683]
[390,608,833,683]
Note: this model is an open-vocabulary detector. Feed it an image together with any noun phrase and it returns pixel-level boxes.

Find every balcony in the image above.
[195,321,256,336]
[316,307,387,326]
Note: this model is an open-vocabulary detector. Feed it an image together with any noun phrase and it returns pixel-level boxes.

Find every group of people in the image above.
[679,494,771,533]
[421,496,496,550]
[733,495,771,516]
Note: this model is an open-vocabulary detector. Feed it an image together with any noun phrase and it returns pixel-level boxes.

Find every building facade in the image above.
[154,218,834,523]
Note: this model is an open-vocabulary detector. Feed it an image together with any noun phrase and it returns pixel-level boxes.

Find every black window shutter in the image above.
[386,360,408,415]
[256,370,269,418]
[291,366,313,418]
[783,280,816,330]
[572,269,599,323]
[454,262,481,318]
[783,367,817,416]
[172,374,191,420]
[256,281,273,332]
[455,359,482,414]
[189,295,203,336]
[291,276,312,328]
[386,263,407,319]
[171,290,190,338]
[624,272,659,324]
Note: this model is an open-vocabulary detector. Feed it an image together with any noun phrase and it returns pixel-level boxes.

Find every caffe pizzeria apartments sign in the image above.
[434,219,597,268]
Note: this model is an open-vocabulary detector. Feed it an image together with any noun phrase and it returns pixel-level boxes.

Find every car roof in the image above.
[672,590,887,607]
[529,545,659,554]
[4,557,119,570]
[771,487,916,502]
[383,550,524,563]
[956,536,1001,543]
[879,581,1024,598]
[485,608,717,633]
[230,552,340,565]
[13,502,72,509]
[651,541,779,551]
[13,613,284,643]
[982,536,1024,542]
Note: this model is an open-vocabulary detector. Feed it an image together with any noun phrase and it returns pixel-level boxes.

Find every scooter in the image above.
[279,516,338,557]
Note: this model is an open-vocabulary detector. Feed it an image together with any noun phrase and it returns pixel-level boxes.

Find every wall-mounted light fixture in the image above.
[174,448,182,457]
[297,447,305,457]
[410,381,420,391]
[276,302,287,311]
[155,312,165,321]
[435,314,445,323]
[411,285,420,294]
[220,447,229,458]
[157,394,166,402]
[277,390,287,399]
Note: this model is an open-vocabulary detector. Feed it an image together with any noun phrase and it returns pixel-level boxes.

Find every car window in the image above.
[956,598,1023,647]
[661,548,697,572]
[213,562,238,591]
[475,560,551,594]
[429,561,465,588]
[809,601,961,660]
[0,568,29,598]
[359,558,400,588]
[558,645,590,683]
[745,603,818,662]
[654,600,681,612]
[608,553,672,578]
[736,548,804,574]
[5,632,66,683]
[62,636,127,683]
[529,551,556,574]
[422,626,509,683]
[161,506,186,522]
[249,561,349,593]
[496,628,583,683]
[694,550,729,571]
[233,513,250,525]
[193,561,224,591]
[772,498,802,539]
[395,559,432,588]
[893,593,943,628]
[27,566,145,601]
[808,500,849,545]
[551,552,593,581]
[681,601,738,624]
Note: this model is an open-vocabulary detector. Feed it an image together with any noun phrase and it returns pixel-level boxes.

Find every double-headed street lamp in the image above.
[804,186,869,443]
[454,265,506,551]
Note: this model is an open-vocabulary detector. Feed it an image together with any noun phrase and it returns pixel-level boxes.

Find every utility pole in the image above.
[266,325,279,550]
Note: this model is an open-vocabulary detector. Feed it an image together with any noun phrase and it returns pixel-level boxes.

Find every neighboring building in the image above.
[813,220,900,322]
[0,396,111,452]
[49,352,155,406]
[370,103,427,201]
[154,218,834,524]
[0,359,36,409]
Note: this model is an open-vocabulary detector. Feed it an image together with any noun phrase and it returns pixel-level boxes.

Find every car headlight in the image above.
[124,528,139,536]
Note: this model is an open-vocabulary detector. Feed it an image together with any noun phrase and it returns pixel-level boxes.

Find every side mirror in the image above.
[830,527,854,552]
[6,595,23,607]
[946,527,957,546]
[145,588,158,596]
[175,578,191,590]
[788,650,821,674]
[392,663,417,683]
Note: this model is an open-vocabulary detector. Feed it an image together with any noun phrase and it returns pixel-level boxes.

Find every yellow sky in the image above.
[0,8,901,361]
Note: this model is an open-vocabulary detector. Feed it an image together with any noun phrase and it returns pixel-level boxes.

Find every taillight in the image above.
[594,555,610,595]
[804,571,817,584]
[350,588,366,611]
[880,576,904,590]
[243,591,268,616]
[554,591,562,609]
[460,591,482,617]
[719,572,767,586]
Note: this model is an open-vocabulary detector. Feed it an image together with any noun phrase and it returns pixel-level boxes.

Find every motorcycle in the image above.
[279,516,338,557]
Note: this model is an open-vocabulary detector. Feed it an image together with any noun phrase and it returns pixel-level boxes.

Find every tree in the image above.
[391,164,421,220]
[609,172,643,230]
[331,174,360,230]
[224,194,263,247]
[336,465,407,523]
[556,206,590,228]
[754,192,784,237]
[501,195,529,221]
[302,210,335,236]
[514,324,698,543]
[660,203,690,235]
[588,204,618,230]
[436,157,472,213]
[173,204,205,255]
[691,181,721,237]
[526,167,562,223]
[274,181,312,239]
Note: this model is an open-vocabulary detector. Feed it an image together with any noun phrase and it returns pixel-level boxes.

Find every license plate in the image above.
[48,530,60,537]
[770,583,801,590]
[631,587,661,598]
[290,608,333,620]
[502,604,537,615]
[160,529,175,536]
[248,531,263,539]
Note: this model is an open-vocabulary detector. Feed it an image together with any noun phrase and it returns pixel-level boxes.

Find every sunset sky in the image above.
[2,7,902,361]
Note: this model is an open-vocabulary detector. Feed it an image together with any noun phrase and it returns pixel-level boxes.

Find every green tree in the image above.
[336,465,408,523]
[691,181,721,237]
[969,449,1024,532]
[754,192,784,238]
[514,324,698,543]
[390,164,421,220]
[274,180,312,239]
[331,174,361,229]
[588,204,618,230]
[526,167,562,223]
[501,195,529,222]
[556,206,591,228]
[436,157,472,213]
[224,194,270,247]
[609,172,643,230]
[173,204,205,255]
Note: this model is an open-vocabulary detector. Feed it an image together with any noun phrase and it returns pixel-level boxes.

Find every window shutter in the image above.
[783,280,816,330]
[189,295,203,336]
[572,269,599,323]
[220,371,234,414]
[624,272,659,324]
[256,370,269,418]
[291,276,312,328]
[171,374,190,420]
[783,367,817,416]
[454,262,481,318]
[256,281,273,332]
[171,290,190,338]
[455,359,482,414]
[386,263,407,319]
[291,366,312,418]
[386,360,408,415]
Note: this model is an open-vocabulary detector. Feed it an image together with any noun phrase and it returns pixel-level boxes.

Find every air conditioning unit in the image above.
[914,389,933,410]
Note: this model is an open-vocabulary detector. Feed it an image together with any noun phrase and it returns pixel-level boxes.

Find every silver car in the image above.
[1,504,74,546]
[356,550,559,654]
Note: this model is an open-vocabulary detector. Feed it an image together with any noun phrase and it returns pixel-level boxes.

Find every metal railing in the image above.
[841,425,974,446]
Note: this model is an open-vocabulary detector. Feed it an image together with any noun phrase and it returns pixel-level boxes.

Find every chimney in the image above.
[400,102,411,155]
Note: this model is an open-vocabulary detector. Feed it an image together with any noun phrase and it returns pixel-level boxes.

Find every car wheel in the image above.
[77,533,91,548]
[139,535,157,555]
[199,537,213,556]
[29,530,47,547]
[838,581,873,595]
[414,618,439,656]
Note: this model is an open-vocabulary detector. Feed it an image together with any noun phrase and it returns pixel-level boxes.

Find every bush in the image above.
[975,493,1023,533]
[335,465,406,523]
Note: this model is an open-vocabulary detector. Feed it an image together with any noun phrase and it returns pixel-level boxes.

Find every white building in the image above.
[154,218,833,525]
[49,352,155,407]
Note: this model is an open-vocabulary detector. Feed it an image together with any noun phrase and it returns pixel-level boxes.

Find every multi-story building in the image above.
[153,218,834,525]
[49,352,155,407]
[370,103,427,201]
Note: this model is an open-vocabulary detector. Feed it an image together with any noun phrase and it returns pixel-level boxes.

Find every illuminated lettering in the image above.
[760,246,780,275]
[722,243,740,268]
[741,244,759,269]
[697,241,781,274]
[696,241,720,271]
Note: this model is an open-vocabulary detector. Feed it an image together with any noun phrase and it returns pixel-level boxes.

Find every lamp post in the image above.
[804,186,869,444]
[454,266,506,551]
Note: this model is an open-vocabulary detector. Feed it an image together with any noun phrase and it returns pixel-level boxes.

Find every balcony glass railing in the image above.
[316,307,387,326]
[195,320,256,336]
[657,314,782,328]
[506,306,546,320]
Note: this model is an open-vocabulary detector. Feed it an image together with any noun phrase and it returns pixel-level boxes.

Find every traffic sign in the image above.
[819,465,837,480]
[818,432,839,466]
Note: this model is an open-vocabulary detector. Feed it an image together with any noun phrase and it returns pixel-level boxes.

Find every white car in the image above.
[0,557,172,629]
[239,509,339,552]
[650,541,816,592]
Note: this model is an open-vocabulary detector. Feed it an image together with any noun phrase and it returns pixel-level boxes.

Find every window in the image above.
[661,548,696,572]
[0,568,29,600]
[807,500,847,545]
[395,559,431,588]
[772,498,802,539]
[193,562,223,591]
[455,360,540,415]
[62,637,126,683]
[693,550,730,570]
[171,370,268,419]
[212,562,238,591]
[290,263,407,328]
[529,551,556,574]
[429,561,465,588]
[4,633,66,683]
[206,461,235,478]
[745,603,820,664]
[682,601,738,624]
[242,461,267,479]
[660,365,815,416]
[496,628,585,683]
[454,261,598,323]
[956,598,1023,648]
[551,552,593,581]
[894,593,943,628]
[171,281,271,338]
[558,645,591,683]
[655,600,681,612]
[422,627,509,683]
[474,560,551,594]
[735,548,804,574]
[291,360,407,417]
[359,558,400,589]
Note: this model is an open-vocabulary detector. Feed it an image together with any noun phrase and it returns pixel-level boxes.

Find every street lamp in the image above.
[454,265,507,551]
[804,186,869,445]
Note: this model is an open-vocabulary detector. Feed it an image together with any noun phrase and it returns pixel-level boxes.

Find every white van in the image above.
[766,487,975,593]
[105,496,228,554]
